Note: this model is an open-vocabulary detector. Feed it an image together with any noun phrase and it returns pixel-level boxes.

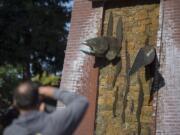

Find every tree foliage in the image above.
[31,71,60,86]
[0,65,22,105]
[0,0,71,78]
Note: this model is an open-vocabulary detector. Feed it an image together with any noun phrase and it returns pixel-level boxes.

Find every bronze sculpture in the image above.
[129,44,165,104]
[129,45,156,76]
[81,12,123,61]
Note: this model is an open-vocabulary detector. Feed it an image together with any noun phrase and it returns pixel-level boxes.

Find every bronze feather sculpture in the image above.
[81,12,123,61]
[129,45,156,76]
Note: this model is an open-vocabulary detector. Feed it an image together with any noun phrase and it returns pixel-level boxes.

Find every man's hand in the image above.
[38,86,56,98]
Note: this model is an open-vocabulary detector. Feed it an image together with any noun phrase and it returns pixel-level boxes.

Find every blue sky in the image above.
[66,1,74,8]
[61,0,74,10]
[64,1,74,30]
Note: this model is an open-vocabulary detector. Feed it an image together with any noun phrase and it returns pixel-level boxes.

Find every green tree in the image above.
[0,0,71,79]
[0,65,22,108]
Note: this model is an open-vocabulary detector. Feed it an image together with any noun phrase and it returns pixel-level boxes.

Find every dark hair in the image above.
[14,81,41,110]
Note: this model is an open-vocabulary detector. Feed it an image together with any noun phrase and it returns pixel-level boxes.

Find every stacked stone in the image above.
[96,4,159,135]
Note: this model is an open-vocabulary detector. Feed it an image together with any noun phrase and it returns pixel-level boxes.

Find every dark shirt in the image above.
[3,89,89,135]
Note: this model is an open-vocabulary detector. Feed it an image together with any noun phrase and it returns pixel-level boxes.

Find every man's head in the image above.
[13,81,41,111]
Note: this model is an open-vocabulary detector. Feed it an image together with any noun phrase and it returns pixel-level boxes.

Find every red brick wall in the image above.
[59,0,103,135]
[156,0,180,134]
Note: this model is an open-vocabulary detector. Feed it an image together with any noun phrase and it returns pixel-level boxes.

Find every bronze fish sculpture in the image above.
[81,12,123,61]
[129,45,156,75]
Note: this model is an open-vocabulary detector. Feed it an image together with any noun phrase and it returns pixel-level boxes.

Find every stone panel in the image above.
[96,3,159,135]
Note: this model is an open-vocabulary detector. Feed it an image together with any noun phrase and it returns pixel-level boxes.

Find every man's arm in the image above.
[39,87,89,135]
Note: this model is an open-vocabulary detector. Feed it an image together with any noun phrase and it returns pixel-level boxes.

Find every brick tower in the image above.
[60,0,180,134]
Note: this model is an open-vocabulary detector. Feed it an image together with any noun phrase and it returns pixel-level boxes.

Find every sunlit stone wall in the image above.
[95,3,159,135]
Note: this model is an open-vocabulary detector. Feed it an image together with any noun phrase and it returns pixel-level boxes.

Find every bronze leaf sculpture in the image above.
[129,45,156,76]
[129,44,165,104]
[81,12,123,61]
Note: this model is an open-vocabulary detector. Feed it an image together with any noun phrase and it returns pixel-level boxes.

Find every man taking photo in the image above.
[3,81,89,135]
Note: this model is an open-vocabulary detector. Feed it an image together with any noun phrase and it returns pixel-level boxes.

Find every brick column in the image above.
[59,0,103,135]
[156,0,180,134]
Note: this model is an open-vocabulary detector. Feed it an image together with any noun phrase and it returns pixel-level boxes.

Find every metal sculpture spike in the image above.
[116,17,123,42]
[107,12,113,37]
[129,45,156,76]
[81,12,123,61]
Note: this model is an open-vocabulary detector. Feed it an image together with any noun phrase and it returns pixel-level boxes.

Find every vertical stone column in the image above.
[59,0,103,135]
[156,0,180,134]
